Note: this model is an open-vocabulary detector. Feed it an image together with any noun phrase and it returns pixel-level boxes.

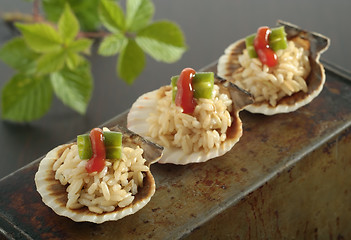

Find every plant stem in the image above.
[2,12,35,23]
[32,0,42,21]
[77,31,111,39]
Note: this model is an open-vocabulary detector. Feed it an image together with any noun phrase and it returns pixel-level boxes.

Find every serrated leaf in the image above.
[1,73,53,122]
[51,61,93,114]
[43,0,101,31]
[98,33,126,56]
[118,39,145,84]
[67,38,93,54]
[58,3,79,43]
[99,0,125,33]
[66,52,85,70]
[36,50,67,75]
[136,21,187,63]
[42,0,65,21]
[0,37,39,73]
[126,0,154,32]
[16,23,62,53]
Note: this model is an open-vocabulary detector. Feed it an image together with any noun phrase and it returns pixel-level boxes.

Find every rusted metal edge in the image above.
[320,59,351,83]
[0,212,33,240]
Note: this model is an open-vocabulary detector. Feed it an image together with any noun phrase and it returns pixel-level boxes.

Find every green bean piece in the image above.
[105,146,122,160]
[103,131,122,160]
[269,26,288,52]
[192,72,214,99]
[245,34,258,58]
[171,75,178,101]
[77,134,92,159]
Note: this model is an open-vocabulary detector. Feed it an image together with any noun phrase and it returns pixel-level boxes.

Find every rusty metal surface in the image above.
[1,63,351,239]
[185,127,351,239]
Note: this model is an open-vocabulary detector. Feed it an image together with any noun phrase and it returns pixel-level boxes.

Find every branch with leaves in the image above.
[0,0,187,122]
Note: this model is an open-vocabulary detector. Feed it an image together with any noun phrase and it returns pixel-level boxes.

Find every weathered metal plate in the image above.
[1,61,351,239]
[185,126,351,239]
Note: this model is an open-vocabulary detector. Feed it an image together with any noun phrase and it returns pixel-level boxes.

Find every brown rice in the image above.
[232,41,310,106]
[146,85,233,154]
[53,143,149,214]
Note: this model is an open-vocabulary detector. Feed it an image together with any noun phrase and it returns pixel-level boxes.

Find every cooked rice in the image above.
[54,144,149,213]
[232,41,311,106]
[147,85,233,154]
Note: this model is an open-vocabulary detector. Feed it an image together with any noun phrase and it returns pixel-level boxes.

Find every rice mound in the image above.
[147,85,233,154]
[232,41,310,106]
[53,144,149,214]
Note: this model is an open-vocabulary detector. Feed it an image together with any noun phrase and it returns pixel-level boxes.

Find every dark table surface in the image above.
[1,0,351,179]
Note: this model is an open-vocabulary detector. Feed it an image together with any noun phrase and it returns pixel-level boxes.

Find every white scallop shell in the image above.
[127,78,253,165]
[35,131,162,223]
[217,20,330,115]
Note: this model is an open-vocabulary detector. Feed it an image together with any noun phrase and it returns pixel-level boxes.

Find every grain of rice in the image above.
[78,198,93,207]
[120,172,129,186]
[68,202,83,209]
[100,181,111,201]
[66,193,79,208]
[98,205,115,212]
[107,178,117,186]
[112,183,121,192]
[118,194,134,208]
[88,206,103,214]
[53,148,69,171]
[80,192,95,201]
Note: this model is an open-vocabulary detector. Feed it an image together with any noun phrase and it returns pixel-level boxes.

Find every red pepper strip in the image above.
[85,128,106,173]
[254,27,278,67]
[175,68,197,114]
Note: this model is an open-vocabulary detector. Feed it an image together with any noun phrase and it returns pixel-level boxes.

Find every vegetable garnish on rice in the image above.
[35,126,163,223]
[127,69,253,165]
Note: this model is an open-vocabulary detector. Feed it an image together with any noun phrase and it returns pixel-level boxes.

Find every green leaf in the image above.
[66,38,93,54]
[0,37,39,73]
[99,0,125,33]
[98,33,126,56]
[36,50,67,75]
[58,3,79,43]
[136,21,187,63]
[1,73,53,122]
[118,39,145,84]
[16,23,62,53]
[51,61,93,114]
[43,0,101,31]
[65,52,85,70]
[126,0,154,32]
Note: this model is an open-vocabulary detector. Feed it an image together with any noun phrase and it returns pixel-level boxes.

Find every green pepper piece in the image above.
[269,26,288,51]
[171,75,178,101]
[103,131,122,160]
[192,72,214,99]
[171,72,214,101]
[192,81,213,99]
[105,146,122,160]
[77,134,92,159]
[245,34,258,58]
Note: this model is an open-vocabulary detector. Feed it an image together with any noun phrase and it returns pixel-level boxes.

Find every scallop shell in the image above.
[34,125,163,223]
[127,76,253,165]
[217,20,330,115]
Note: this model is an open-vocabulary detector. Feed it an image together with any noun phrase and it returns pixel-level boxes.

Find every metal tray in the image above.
[1,60,351,239]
